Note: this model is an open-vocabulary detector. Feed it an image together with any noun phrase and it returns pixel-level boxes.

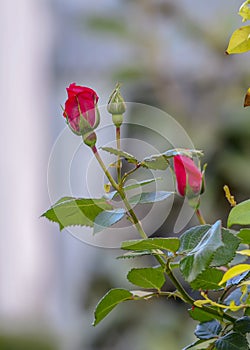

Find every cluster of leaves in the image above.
[42,147,201,233]
[226,0,250,106]
[93,202,250,350]
[43,142,250,349]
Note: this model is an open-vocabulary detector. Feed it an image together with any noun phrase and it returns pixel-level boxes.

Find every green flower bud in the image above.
[83,131,97,148]
[107,83,126,125]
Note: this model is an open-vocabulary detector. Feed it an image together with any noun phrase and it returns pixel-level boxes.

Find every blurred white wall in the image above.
[0,0,55,325]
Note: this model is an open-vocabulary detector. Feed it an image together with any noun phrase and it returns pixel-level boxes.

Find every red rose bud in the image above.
[173,155,203,197]
[107,83,126,127]
[63,83,100,137]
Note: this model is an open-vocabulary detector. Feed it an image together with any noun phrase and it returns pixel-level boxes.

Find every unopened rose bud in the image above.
[107,83,126,126]
[63,83,100,136]
[173,155,203,198]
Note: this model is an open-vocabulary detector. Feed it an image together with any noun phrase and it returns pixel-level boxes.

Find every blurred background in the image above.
[0,0,249,349]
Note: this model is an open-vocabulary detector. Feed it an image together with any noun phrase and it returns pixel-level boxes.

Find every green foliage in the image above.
[101,147,138,163]
[227,199,250,227]
[93,289,133,326]
[121,237,180,253]
[127,267,165,289]
[180,221,224,283]
[233,316,250,334]
[214,332,249,350]
[190,268,224,291]
[238,229,250,244]
[128,191,173,204]
[42,197,113,230]
[188,307,215,323]
[93,208,126,234]
[141,154,169,170]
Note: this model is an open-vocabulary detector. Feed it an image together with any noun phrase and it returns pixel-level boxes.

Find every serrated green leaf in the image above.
[121,237,180,253]
[188,308,215,323]
[190,269,224,291]
[228,199,250,227]
[226,26,250,54]
[42,197,113,230]
[180,221,224,283]
[219,264,250,286]
[127,267,165,289]
[129,191,173,205]
[195,320,222,340]
[215,332,249,350]
[141,154,169,170]
[163,148,203,158]
[211,229,240,266]
[117,250,165,259]
[101,147,138,163]
[93,288,132,326]
[238,229,250,244]
[234,316,250,334]
[179,225,211,252]
[93,208,126,234]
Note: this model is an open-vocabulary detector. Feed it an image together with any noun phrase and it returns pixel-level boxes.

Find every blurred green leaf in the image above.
[93,288,132,326]
[127,267,165,289]
[237,229,250,244]
[86,16,129,37]
[188,308,215,323]
[233,316,250,334]
[228,199,250,227]
[141,154,169,170]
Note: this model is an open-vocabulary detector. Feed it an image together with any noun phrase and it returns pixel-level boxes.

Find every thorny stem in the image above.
[91,145,236,325]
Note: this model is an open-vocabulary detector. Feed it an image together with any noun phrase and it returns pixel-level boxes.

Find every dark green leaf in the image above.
[180,221,224,282]
[234,316,250,334]
[93,288,132,326]
[42,197,113,230]
[238,229,250,244]
[127,267,165,289]
[190,268,224,291]
[93,209,126,234]
[195,320,222,340]
[129,191,173,204]
[215,332,249,350]
[182,339,214,350]
[188,308,215,322]
[211,229,240,266]
[141,154,169,170]
[228,199,250,227]
[179,225,211,253]
[101,147,138,164]
[121,237,180,253]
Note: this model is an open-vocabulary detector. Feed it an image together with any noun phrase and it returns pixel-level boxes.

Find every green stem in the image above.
[92,146,147,240]
[121,163,141,184]
[196,208,206,225]
[116,127,122,184]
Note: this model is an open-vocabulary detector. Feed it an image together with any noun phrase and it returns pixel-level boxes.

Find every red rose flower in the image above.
[63,83,100,136]
[173,155,202,197]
